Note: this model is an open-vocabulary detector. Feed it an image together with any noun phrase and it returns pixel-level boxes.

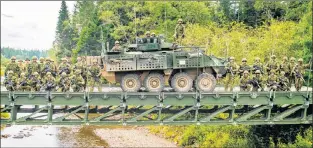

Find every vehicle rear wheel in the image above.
[121,74,141,92]
[144,73,164,92]
[196,73,216,92]
[171,72,193,92]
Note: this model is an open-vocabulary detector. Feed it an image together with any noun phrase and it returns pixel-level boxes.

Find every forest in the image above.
[51,1,313,147]
[54,0,312,65]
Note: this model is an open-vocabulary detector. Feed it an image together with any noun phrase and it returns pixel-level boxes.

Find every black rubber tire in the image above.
[171,72,193,92]
[121,74,141,92]
[196,73,216,92]
[144,73,165,92]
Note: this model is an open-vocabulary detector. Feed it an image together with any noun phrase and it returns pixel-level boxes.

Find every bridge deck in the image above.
[1,91,312,125]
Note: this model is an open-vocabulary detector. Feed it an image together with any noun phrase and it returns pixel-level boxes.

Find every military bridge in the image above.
[1,90,312,125]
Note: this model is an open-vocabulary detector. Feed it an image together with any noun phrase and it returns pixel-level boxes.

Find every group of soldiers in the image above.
[4,56,102,92]
[225,55,310,92]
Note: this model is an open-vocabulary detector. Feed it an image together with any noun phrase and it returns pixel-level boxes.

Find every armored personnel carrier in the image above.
[101,35,227,92]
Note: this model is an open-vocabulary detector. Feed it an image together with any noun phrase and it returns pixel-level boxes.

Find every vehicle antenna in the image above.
[307,56,312,96]
[134,7,137,44]
[164,1,167,38]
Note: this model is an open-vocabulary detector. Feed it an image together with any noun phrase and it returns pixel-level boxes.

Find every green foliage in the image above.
[1,47,48,60]
[149,125,250,147]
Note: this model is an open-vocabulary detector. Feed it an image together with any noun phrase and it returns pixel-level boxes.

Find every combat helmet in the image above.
[21,72,26,77]
[146,31,151,35]
[290,57,295,62]
[115,41,120,44]
[243,70,249,74]
[229,57,235,60]
[11,56,16,60]
[280,71,285,75]
[7,70,13,75]
[75,69,81,74]
[298,58,303,62]
[178,18,183,22]
[32,56,38,60]
[61,58,67,62]
[46,58,51,61]
[255,57,260,61]
[242,58,247,62]
[92,59,98,63]
[46,72,52,75]
[255,70,261,74]
[33,72,39,75]
[61,72,67,76]
[283,56,288,60]
[39,57,45,61]
[271,55,276,59]
[18,59,23,62]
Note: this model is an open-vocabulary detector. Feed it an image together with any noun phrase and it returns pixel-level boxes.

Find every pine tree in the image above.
[56,0,69,36]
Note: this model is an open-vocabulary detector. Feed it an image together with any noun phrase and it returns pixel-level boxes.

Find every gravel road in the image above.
[94,127,177,147]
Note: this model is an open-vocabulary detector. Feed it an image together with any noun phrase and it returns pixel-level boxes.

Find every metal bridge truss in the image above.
[1,91,312,125]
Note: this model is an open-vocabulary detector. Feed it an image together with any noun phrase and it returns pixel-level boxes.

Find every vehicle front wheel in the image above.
[121,74,141,92]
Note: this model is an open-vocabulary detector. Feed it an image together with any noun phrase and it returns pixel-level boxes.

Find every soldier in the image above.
[252,57,263,74]
[29,72,41,92]
[58,58,71,75]
[143,31,152,43]
[292,58,310,91]
[71,70,85,92]
[17,59,25,73]
[277,71,289,91]
[224,57,238,92]
[39,57,45,77]
[88,59,102,92]
[250,70,265,92]
[27,56,40,78]
[73,57,87,88]
[25,58,30,67]
[4,71,17,91]
[41,72,56,92]
[5,56,20,77]
[239,70,251,91]
[174,18,185,45]
[267,70,279,91]
[42,58,55,77]
[280,56,289,76]
[56,72,71,92]
[50,59,57,75]
[238,58,251,78]
[17,72,30,91]
[111,41,121,52]
[265,55,279,75]
[151,32,156,38]
[288,57,296,87]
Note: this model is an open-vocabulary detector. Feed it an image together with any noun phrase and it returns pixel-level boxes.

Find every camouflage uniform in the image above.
[265,55,279,75]
[174,19,185,45]
[4,71,17,91]
[288,57,296,87]
[71,70,85,92]
[17,59,25,74]
[39,57,45,77]
[58,58,71,75]
[280,56,290,77]
[5,56,20,77]
[143,31,153,43]
[111,41,121,52]
[27,56,40,78]
[17,72,31,91]
[267,70,279,91]
[50,59,57,76]
[239,71,251,91]
[277,71,289,91]
[224,57,238,92]
[252,57,263,74]
[238,58,251,77]
[73,57,87,89]
[29,72,41,92]
[42,58,56,77]
[251,70,265,92]
[88,59,102,92]
[56,72,71,92]
[292,58,309,91]
[41,72,56,92]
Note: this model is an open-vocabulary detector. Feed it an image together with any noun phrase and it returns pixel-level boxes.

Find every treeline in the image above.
[1,47,48,60]
[54,1,311,64]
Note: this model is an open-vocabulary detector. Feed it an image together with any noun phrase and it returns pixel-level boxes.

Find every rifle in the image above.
[20,80,27,86]
[226,66,234,77]
[61,77,70,91]
[5,80,15,91]
[45,82,55,91]
[248,79,261,89]
[58,67,70,75]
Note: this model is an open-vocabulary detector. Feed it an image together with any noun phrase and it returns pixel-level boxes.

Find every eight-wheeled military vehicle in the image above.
[101,35,227,92]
